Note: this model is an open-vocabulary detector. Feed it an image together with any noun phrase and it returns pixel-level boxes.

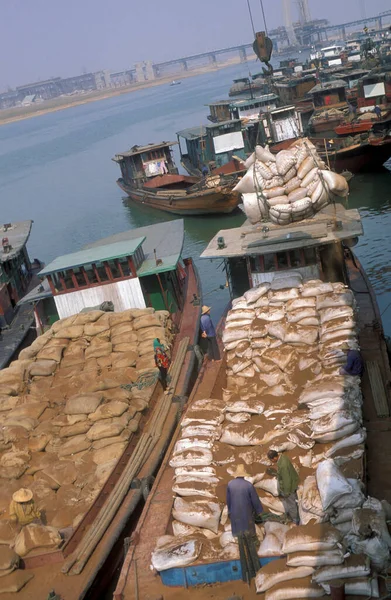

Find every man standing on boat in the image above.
[153,338,170,391]
[227,464,263,584]
[267,450,300,525]
[200,305,220,362]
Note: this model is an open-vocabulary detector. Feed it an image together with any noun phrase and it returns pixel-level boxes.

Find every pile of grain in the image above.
[0,307,172,562]
[152,274,389,595]
[233,139,349,225]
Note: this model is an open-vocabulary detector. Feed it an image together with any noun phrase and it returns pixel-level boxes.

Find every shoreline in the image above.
[0,56,254,127]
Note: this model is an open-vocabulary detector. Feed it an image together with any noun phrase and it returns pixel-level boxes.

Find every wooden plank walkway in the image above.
[367,361,390,418]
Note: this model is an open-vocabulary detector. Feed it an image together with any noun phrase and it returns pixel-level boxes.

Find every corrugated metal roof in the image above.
[85,220,184,278]
[176,126,206,140]
[0,221,32,263]
[113,141,178,160]
[201,206,363,259]
[308,80,348,94]
[39,237,146,276]
[230,94,279,108]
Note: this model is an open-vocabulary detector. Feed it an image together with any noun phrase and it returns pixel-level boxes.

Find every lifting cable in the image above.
[246,0,256,37]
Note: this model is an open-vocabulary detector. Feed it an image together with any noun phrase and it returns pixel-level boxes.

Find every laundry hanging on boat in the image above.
[143,160,168,177]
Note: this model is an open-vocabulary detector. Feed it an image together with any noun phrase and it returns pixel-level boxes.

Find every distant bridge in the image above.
[134,9,391,79]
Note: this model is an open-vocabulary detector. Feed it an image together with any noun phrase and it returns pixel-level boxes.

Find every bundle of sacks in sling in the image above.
[233,139,349,225]
[0,307,172,578]
[151,272,391,597]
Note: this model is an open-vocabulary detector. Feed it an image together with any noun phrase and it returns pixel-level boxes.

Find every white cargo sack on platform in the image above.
[151,537,202,571]
[286,549,344,568]
[312,554,370,583]
[172,498,222,534]
[255,558,314,593]
[316,459,352,510]
[282,524,342,554]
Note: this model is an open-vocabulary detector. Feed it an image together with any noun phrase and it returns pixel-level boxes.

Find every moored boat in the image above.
[0,220,43,369]
[113,142,240,215]
[113,202,391,600]
[1,220,202,598]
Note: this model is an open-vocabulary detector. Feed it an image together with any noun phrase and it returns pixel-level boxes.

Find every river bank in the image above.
[0,56,252,127]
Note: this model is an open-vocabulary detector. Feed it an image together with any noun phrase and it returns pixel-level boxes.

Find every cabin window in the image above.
[107,259,121,279]
[95,262,110,282]
[118,257,131,277]
[263,254,276,272]
[276,252,289,270]
[73,267,86,287]
[84,264,99,284]
[303,247,317,265]
[289,249,302,268]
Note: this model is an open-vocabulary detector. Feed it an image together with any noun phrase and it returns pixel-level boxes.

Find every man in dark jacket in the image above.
[267,450,300,525]
[339,344,364,376]
[226,464,263,583]
[200,305,220,361]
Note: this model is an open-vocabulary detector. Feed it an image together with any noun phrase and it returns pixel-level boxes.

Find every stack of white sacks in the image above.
[233,139,349,225]
[151,273,391,597]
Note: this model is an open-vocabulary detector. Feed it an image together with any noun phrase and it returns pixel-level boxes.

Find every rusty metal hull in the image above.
[117,179,240,215]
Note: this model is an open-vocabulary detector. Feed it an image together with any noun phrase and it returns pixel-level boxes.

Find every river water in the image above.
[0,60,390,334]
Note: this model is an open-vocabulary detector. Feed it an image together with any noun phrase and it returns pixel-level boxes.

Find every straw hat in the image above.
[341,343,350,351]
[13,488,33,503]
[201,305,211,315]
[232,464,249,478]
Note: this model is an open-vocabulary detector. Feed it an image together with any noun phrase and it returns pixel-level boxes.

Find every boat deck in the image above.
[345,251,391,501]
[1,261,201,600]
[114,252,391,600]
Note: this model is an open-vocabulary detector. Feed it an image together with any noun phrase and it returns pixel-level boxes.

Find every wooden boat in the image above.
[113,204,391,599]
[334,121,373,135]
[113,142,240,215]
[272,134,391,173]
[170,80,181,86]
[0,220,44,369]
[307,80,349,135]
[7,221,202,599]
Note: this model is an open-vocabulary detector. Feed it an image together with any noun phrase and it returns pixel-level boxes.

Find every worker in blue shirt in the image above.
[339,344,364,376]
[200,305,220,361]
[374,104,382,120]
[227,464,263,583]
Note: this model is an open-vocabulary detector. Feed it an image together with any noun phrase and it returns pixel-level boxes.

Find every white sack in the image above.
[316,459,352,511]
[172,498,222,534]
[255,559,314,593]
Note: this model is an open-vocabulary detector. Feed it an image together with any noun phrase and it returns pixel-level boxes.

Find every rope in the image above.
[121,371,159,392]
[259,0,268,35]
[246,0,256,36]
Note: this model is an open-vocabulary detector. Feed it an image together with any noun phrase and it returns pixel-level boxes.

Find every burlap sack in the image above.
[29,360,57,377]
[85,342,112,360]
[92,442,127,465]
[14,524,62,557]
[54,326,84,339]
[65,393,103,415]
[87,422,124,441]
[72,310,104,326]
[88,401,128,422]
[133,314,161,331]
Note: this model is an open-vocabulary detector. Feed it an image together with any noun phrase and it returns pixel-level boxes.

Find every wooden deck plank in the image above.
[366,361,390,417]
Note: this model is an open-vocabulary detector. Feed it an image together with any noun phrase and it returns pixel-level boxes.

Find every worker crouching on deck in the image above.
[9,489,41,527]
[226,464,263,584]
[339,343,364,377]
[267,450,300,525]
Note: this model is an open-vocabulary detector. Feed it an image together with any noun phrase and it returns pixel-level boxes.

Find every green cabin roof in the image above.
[39,237,146,276]
[84,219,185,278]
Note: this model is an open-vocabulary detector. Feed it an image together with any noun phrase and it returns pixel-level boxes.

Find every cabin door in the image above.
[318,243,347,283]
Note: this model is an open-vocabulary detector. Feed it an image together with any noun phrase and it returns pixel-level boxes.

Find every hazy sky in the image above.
[1,0,390,90]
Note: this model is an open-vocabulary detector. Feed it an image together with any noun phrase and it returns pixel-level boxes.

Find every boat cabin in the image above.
[0,221,34,327]
[229,94,279,121]
[308,79,348,111]
[356,71,391,109]
[207,94,280,124]
[201,205,363,299]
[112,142,179,189]
[257,105,304,146]
[177,119,249,174]
[19,221,187,332]
[272,74,317,107]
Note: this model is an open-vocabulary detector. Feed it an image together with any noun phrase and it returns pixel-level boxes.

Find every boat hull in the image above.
[320,138,391,173]
[334,121,373,135]
[117,179,240,215]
